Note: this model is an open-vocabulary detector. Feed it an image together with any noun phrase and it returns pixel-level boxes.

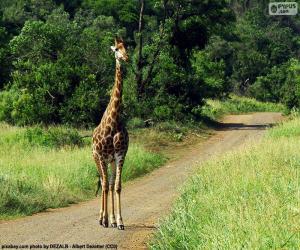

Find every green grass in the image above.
[0,123,165,219]
[1,124,86,148]
[201,95,288,120]
[150,117,300,249]
[267,117,300,139]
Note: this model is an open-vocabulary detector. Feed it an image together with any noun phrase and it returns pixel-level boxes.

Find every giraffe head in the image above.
[110,37,128,62]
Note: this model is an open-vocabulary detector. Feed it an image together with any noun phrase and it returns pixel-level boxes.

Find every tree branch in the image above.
[142,0,169,86]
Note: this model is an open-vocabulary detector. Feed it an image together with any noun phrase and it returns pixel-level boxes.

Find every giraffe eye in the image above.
[115,48,119,51]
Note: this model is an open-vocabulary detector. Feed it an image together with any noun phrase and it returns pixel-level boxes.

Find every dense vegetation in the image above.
[150,115,300,249]
[0,0,298,127]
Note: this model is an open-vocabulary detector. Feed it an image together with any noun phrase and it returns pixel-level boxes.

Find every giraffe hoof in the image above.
[111,223,117,228]
[99,220,103,226]
[102,219,109,228]
[118,225,124,230]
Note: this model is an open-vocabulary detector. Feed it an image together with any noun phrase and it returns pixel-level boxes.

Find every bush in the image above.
[153,105,173,121]
[249,64,287,103]
[127,117,145,129]
[22,127,84,148]
[1,125,85,148]
[249,58,300,110]
[281,59,300,109]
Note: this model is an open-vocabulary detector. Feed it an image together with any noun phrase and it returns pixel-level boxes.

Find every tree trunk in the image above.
[136,0,144,99]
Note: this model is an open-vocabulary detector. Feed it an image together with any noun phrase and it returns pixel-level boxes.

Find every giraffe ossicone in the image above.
[92,37,129,230]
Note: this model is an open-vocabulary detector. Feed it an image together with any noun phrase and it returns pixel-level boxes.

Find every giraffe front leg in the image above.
[93,155,104,225]
[99,161,109,228]
[99,189,104,225]
[115,164,124,230]
[109,161,117,228]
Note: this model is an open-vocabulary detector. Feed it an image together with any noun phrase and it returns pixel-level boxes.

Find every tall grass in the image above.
[150,117,300,249]
[267,117,300,139]
[201,95,288,120]
[0,123,165,219]
[1,124,85,148]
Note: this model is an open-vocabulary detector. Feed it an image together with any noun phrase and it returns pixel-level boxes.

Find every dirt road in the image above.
[0,113,283,249]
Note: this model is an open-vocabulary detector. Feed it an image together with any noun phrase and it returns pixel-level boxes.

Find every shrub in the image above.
[127,117,145,129]
[1,126,85,148]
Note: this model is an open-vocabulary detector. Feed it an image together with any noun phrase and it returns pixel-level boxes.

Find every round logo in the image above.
[270,4,278,13]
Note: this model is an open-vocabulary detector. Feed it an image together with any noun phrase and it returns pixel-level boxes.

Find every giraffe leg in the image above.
[93,154,104,224]
[115,163,124,230]
[99,188,104,225]
[109,161,117,228]
[99,160,109,228]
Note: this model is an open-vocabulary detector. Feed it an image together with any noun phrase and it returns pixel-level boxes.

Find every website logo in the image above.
[269,2,298,15]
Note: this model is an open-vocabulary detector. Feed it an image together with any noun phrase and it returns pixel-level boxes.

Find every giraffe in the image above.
[92,37,129,230]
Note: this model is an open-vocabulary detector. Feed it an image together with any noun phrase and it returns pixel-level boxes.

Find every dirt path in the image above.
[0,113,283,249]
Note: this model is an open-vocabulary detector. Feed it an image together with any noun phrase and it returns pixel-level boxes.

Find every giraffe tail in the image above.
[95,175,102,197]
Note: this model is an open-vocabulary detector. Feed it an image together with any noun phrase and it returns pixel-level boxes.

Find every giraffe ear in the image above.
[115,36,123,44]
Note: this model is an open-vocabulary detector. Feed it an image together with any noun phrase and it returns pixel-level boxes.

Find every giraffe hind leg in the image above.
[114,153,126,230]
[113,130,128,230]
[109,161,117,228]
[115,163,124,230]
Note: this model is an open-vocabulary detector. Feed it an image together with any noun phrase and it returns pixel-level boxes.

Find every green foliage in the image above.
[267,117,300,139]
[82,0,139,36]
[122,0,235,121]
[250,58,300,109]
[192,49,227,98]
[281,59,300,109]
[1,0,55,27]
[0,8,118,126]
[249,63,287,103]
[21,127,84,148]
[127,117,145,129]
[0,0,297,127]
[150,117,300,249]
[0,25,11,88]
[231,6,299,95]
[0,123,85,149]
[200,95,287,120]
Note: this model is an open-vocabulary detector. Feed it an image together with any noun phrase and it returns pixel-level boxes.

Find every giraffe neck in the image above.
[106,59,123,123]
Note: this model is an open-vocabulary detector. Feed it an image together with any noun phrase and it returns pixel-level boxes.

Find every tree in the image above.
[0,8,119,126]
[231,6,298,94]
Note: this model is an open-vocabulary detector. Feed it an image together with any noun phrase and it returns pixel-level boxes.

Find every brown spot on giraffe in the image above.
[92,37,129,230]
[111,111,117,119]
[107,117,112,124]
[114,90,120,98]
[105,125,112,134]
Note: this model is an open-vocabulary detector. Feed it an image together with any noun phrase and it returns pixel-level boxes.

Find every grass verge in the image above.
[0,123,165,219]
[150,117,300,249]
[201,95,288,120]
